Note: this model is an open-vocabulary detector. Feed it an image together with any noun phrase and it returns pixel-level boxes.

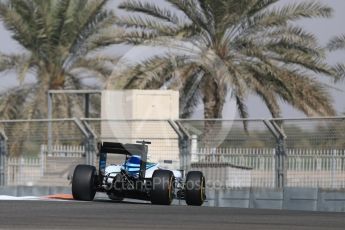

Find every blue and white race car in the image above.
[72,141,206,206]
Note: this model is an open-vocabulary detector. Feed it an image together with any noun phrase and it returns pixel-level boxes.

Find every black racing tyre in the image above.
[72,165,97,201]
[151,170,174,205]
[185,171,206,206]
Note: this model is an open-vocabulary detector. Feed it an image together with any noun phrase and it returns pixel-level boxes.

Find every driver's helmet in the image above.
[127,155,141,165]
[122,155,141,177]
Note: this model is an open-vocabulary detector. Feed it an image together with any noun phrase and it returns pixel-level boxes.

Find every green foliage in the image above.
[328,35,345,81]
[0,0,120,120]
[0,0,121,155]
[112,0,336,119]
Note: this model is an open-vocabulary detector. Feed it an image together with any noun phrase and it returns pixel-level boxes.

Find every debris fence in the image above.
[0,117,344,188]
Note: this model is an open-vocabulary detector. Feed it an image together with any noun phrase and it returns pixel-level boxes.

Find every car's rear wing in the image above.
[99,142,146,156]
[98,141,149,179]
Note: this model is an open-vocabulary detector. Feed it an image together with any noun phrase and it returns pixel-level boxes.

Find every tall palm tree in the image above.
[328,35,345,80]
[0,0,120,155]
[0,0,119,120]
[109,0,336,120]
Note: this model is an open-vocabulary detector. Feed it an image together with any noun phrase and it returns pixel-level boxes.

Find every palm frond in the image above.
[117,15,180,36]
[49,0,71,46]
[179,69,204,117]
[240,1,333,36]
[123,55,183,89]
[0,1,33,49]
[0,83,37,119]
[265,67,335,116]
[119,0,180,25]
[72,56,120,80]
[331,64,345,81]
[327,35,345,51]
[257,1,332,25]
[261,26,319,53]
[167,0,214,36]
[249,77,282,118]
[0,53,32,81]
[268,47,332,75]
[64,0,115,69]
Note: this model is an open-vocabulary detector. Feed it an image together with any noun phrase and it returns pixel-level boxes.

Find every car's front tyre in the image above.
[72,165,97,201]
[185,171,206,206]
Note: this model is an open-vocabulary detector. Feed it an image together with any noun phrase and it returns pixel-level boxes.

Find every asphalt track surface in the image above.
[0,199,344,230]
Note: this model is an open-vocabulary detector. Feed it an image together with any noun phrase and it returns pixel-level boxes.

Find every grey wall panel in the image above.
[49,186,71,195]
[205,189,218,207]
[1,186,345,212]
[250,188,283,209]
[283,188,318,211]
[317,190,345,212]
[218,189,250,208]
[0,186,17,196]
[0,186,70,197]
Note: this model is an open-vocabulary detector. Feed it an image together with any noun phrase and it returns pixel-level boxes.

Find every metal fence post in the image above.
[47,92,53,156]
[72,118,92,165]
[84,135,97,166]
[190,135,198,163]
[264,120,287,188]
[82,120,98,166]
[179,128,192,172]
[168,120,191,171]
[40,145,45,177]
[0,130,8,186]
[276,136,287,188]
[271,121,287,188]
[180,134,191,171]
[331,149,337,189]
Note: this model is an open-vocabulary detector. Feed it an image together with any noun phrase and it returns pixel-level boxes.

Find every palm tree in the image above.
[328,35,345,80]
[0,0,119,120]
[0,0,120,155]
[109,0,336,120]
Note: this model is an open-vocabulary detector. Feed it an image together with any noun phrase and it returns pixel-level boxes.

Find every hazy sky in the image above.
[0,0,345,119]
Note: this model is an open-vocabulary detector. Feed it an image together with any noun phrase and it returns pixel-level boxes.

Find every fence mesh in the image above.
[0,117,345,188]
[275,118,345,149]
[0,132,6,186]
[178,118,345,188]
[82,119,180,170]
[275,118,345,188]
[0,119,87,186]
[177,120,276,148]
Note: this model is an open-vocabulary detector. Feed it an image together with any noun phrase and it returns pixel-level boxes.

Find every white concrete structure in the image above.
[101,90,180,167]
[191,163,252,188]
[101,90,179,120]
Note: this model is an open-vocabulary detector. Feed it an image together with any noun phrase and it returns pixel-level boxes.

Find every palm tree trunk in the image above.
[202,76,225,119]
[201,76,226,148]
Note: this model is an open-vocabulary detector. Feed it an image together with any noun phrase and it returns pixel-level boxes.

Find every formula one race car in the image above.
[72,141,206,206]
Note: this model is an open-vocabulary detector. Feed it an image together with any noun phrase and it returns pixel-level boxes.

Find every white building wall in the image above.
[101,90,180,166]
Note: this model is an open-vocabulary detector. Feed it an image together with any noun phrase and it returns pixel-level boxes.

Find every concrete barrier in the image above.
[250,188,283,210]
[1,186,345,212]
[205,189,218,207]
[283,188,318,211]
[218,188,250,208]
[317,190,345,212]
[0,186,70,197]
[212,187,345,212]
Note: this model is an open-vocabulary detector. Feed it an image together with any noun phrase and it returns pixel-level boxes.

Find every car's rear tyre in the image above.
[185,171,206,206]
[151,170,174,205]
[72,165,97,201]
